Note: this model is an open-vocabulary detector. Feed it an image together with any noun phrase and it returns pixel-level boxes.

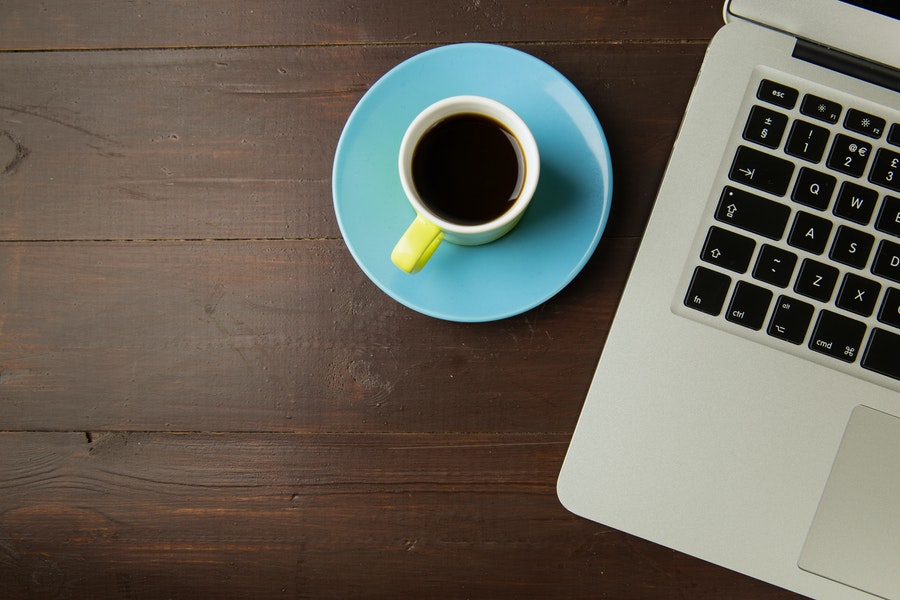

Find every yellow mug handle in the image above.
[391,215,444,274]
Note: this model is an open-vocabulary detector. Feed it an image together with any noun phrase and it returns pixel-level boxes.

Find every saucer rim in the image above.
[332,42,613,322]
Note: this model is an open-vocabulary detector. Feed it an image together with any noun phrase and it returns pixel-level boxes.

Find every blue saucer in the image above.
[332,43,612,322]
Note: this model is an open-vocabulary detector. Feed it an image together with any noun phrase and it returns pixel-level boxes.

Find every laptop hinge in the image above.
[793,38,900,94]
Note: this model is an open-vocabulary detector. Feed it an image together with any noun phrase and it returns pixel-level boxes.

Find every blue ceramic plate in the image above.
[333,43,612,322]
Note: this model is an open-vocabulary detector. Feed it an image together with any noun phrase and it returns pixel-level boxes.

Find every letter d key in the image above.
[873,240,900,284]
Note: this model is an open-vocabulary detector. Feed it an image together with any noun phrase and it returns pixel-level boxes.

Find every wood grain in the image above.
[0,1,807,598]
[0,1,723,50]
[0,237,629,432]
[0,44,703,241]
[0,432,800,599]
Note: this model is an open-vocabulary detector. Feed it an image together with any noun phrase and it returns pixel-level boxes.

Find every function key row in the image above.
[757,79,894,141]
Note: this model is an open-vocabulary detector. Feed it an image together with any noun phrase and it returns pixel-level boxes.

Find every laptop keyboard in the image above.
[677,71,900,391]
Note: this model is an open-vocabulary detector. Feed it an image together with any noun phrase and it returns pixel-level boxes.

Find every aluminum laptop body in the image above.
[558,1,900,598]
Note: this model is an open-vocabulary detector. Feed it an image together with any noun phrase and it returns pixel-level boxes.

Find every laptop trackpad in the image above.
[798,405,900,600]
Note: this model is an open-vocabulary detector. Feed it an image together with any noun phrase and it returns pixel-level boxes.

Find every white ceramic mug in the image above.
[391,95,540,273]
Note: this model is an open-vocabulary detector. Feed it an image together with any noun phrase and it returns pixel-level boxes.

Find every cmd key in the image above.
[809,310,866,363]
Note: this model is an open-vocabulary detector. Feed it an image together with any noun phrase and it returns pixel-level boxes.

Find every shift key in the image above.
[716,186,791,239]
[729,145,795,197]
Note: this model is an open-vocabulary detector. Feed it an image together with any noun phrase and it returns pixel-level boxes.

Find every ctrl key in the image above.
[862,328,900,382]
[684,266,731,316]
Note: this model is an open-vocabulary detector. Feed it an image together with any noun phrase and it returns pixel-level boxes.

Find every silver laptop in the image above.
[558,1,900,598]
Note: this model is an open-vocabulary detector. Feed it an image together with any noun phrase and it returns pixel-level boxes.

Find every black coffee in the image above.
[411,113,526,226]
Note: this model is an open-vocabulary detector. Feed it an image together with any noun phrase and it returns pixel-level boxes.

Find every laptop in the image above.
[557,1,900,599]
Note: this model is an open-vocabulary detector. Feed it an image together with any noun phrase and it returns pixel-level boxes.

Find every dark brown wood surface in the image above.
[1,2,804,598]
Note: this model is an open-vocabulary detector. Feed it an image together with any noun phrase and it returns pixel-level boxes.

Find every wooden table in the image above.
[1,2,804,598]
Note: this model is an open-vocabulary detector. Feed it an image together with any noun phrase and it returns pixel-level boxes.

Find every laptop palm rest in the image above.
[798,405,900,600]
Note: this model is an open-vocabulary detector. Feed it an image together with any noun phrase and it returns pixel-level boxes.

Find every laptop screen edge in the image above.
[726,0,900,70]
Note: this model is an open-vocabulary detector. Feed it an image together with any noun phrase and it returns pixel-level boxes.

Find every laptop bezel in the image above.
[727,0,900,71]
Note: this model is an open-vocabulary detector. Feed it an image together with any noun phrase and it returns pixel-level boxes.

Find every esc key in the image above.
[758,79,799,110]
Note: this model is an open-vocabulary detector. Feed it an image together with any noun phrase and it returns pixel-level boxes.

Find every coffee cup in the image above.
[391,95,540,273]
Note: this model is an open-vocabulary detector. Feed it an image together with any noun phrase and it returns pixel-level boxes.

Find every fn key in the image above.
[685,266,731,316]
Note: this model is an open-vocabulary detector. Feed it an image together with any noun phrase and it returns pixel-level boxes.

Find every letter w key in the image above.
[834,182,878,225]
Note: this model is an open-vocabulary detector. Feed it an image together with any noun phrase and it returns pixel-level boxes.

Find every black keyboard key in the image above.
[827,134,872,177]
[889,123,900,147]
[872,239,900,284]
[792,167,837,211]
[757,79,798,109]
[768,295,815,344]
[878,287,900,329]
[809,310,866,363]
[729,146,795,196]
[684,266,731,316]
[844,108,886,139]
[743,105,788,149]
[701,226,756,274]
[833,181,878,225]
[869,148,900,193]
[829,225,875,269]
[836,273,881,317]
[795,258,840,302]
[875,195,900,237]
[786,120,830,163]
[715,186,791,239]
[788,211,834,255]
[726,281,773,330]
[753,244,797,288]
[861,328,900,381]
[800,94,842,124]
